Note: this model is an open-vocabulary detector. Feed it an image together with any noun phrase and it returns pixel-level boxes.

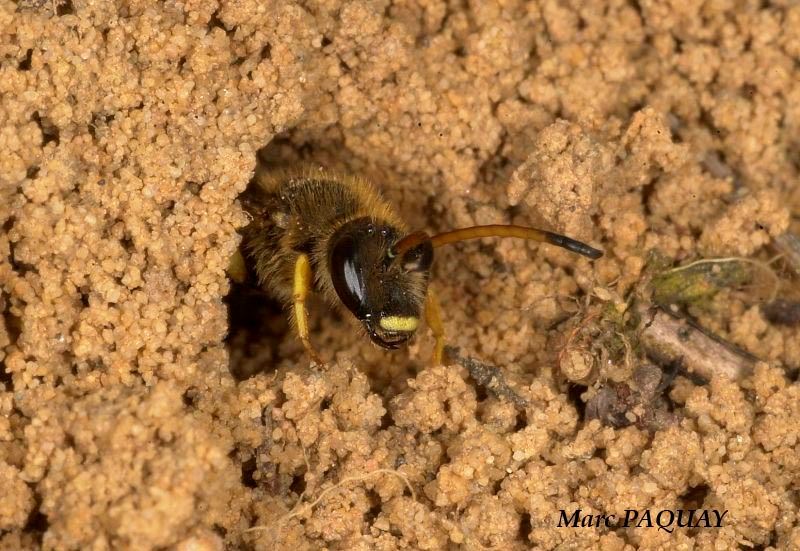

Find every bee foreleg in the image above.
[228,249,248,284]
[293,253,322,365]
[424,289,446,365]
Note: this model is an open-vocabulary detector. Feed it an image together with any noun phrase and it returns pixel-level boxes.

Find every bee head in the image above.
[328,218,433,348]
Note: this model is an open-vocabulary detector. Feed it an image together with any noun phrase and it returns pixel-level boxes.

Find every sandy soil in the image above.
[1,1,799,549]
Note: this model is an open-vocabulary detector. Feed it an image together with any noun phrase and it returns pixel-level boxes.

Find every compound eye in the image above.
[329,234,368,318]
[401,240,433,272]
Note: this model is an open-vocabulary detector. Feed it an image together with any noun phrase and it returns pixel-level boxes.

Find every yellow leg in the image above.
[228,249,248,284]
[425,289,446,365]
[293,254,322,365]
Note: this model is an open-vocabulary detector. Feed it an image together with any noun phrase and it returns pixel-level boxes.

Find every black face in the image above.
[329,217,434,348]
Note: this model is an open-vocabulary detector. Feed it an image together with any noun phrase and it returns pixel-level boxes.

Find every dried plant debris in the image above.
[444,345,528,408]
[635,248,796,383]
[584,363,680,430]
[650,257,779,309]
[637,305,758,382]
[651,259,752,308]
[559,251,774,429]
[252,405,281,495]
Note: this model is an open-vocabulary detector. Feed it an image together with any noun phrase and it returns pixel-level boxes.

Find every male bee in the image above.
[232,166,602,364]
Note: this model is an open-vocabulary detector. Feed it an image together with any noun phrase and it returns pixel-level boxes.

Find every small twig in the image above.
[637,304,757,381]
[445,346,529,408]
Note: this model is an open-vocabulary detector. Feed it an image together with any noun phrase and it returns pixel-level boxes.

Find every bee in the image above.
[231,166,602,364]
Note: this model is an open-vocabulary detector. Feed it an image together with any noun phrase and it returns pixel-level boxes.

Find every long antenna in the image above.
[392,225,603,260]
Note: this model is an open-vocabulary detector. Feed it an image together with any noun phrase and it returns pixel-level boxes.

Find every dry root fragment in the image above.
[444,346,529,408]
[246,468,415,537]
[637,305,757,382]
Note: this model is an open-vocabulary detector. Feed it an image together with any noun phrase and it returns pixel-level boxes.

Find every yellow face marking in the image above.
[379,316,419,332]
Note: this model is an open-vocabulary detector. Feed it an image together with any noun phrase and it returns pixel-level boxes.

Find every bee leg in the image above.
[228,249,248,284]
[424,289,446,365]
[293,253,322,365]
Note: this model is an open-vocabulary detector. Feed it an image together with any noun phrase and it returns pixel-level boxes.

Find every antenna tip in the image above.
[585,246,604,260]
[545,232,604,259]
